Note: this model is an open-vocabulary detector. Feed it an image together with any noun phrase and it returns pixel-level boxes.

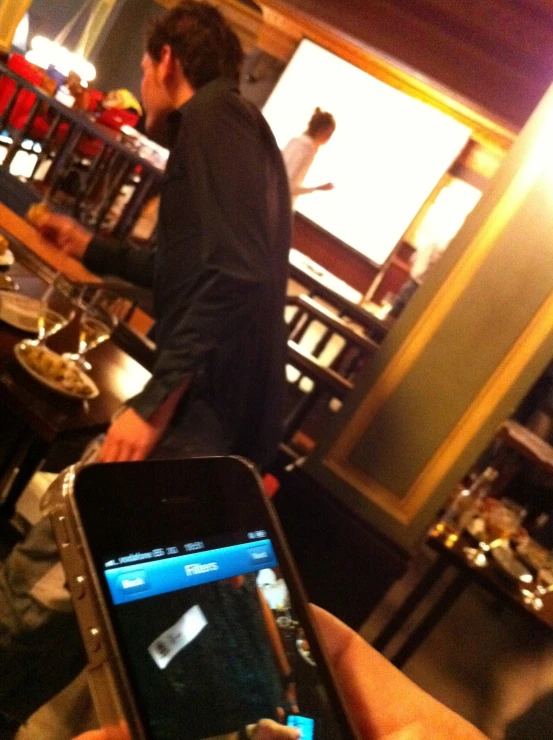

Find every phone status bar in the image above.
[247,530,267,540]
[104,530,268,570]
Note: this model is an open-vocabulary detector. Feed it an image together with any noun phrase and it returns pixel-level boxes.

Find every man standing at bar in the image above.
[43,0,291,469]
[0,2,291,732]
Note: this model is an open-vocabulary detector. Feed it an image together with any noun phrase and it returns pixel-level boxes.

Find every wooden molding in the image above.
[256,5,302,61]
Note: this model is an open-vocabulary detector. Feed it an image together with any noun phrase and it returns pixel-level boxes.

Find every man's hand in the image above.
[39,213,93,259]
[100,382,190,464]
[99,408,165,463]
[316,182,334,191]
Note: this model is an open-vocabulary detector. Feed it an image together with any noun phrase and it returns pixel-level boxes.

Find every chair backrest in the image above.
[282,339,354,450]
[8,54,43,84]
[0,54,43,129]
[286,293,378,382]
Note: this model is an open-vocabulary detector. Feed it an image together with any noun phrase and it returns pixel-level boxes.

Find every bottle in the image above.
[431,467,499,546]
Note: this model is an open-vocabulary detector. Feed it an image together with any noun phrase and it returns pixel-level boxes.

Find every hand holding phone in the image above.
[68,597,489,740]
[52,457,356,740]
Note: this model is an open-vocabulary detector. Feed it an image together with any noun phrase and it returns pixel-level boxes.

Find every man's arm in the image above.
[290,182,334,196]
[99,380,190,463]
[40,213,156,288]
[126,267,265,420]
[83,237,155,289]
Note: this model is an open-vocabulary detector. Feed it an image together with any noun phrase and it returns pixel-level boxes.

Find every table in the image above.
[372,532,553,669]
[0,247,151,514]
[0,202,155,337]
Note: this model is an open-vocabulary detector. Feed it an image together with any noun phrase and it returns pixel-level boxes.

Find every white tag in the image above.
[148,605,208,670]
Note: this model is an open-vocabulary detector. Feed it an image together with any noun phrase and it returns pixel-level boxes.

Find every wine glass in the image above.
[67,289,120,371]
[31,276,77,347]
[463,498,525,568]
[0,239,19,292]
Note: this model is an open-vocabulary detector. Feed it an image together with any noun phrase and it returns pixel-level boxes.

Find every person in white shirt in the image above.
[282,107,336,207]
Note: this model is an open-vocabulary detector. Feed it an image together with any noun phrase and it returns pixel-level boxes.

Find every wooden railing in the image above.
[0,63,163,242]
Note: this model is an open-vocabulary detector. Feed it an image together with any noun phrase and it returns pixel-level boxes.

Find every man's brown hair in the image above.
[146,1,244,89]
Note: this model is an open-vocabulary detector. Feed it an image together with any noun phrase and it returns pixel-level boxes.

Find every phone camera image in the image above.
[288,714,315,740]
[103,533,346,739]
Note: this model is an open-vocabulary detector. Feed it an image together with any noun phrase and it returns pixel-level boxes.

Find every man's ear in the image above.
[158,44,175,83]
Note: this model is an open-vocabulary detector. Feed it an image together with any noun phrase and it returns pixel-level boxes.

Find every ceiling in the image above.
[153,0,553,129]
[264,0,553,129]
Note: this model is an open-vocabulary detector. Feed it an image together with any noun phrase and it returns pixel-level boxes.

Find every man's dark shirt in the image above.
[83,78,292,466]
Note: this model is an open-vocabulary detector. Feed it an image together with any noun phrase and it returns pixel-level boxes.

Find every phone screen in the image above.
[101,529,347,740]
[287,715,315,740]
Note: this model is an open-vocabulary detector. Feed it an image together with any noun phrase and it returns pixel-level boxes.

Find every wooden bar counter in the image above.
[0,202,154,337]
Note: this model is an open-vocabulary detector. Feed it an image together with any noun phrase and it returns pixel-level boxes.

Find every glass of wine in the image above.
[32,276,77,346]
[67,289,120,371]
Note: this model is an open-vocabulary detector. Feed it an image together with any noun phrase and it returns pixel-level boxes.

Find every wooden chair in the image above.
[287,293,378,381]
[283,340,353,444]
[282,293,381,455]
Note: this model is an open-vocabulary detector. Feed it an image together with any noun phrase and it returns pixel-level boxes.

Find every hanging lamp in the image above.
[24,0,113,83]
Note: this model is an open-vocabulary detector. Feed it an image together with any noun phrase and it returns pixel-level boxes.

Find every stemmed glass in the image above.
[30,276,77,347]
[463,498,525,568]
[66,289,120,371]
[0,241,18,292]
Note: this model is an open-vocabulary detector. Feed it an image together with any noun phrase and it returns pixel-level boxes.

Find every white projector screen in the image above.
[263,40,471,266]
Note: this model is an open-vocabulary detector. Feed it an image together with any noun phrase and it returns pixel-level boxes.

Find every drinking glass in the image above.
[32,276,77,346]
[0,241,18,292]
[463,498,525,568]
[67,290,120,371]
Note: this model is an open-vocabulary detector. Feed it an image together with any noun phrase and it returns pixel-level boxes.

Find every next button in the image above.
[248,546,273,566]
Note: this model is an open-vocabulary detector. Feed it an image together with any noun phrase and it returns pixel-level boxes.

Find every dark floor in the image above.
[361,545,553,739]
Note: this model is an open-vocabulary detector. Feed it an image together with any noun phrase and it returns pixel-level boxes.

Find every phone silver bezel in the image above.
[49,464,148,739]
